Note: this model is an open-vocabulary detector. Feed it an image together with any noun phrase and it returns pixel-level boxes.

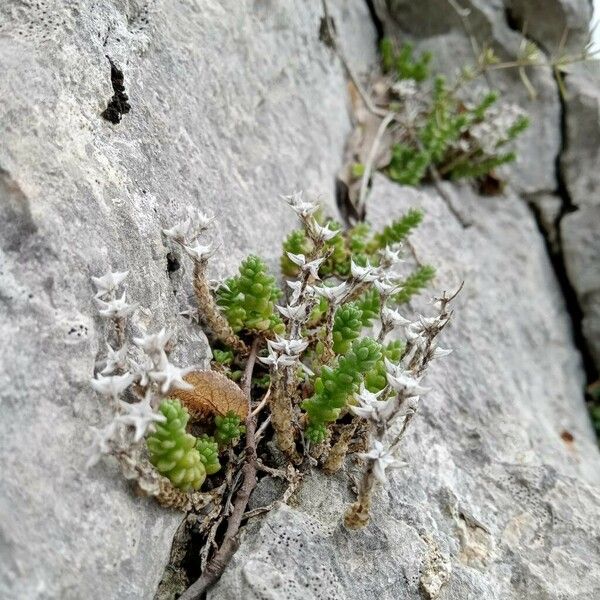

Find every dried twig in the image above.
[179,339,260,600]
[357,112,396,215]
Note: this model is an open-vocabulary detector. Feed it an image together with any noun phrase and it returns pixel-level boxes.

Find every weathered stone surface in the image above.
[506,0,593,52]
[562,205,600,367]
[560,61,600,369]
[209,178,600,600]
[0,1,376,598]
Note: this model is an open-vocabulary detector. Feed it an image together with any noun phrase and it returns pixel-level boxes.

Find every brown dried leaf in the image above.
[170,370,248,422]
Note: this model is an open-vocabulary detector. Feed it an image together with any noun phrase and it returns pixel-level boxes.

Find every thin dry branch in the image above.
[179,338,260,600]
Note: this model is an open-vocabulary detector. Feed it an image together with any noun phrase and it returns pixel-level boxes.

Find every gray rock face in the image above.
[1,0,598,599]
[209,179,600,600]
[0,1,376,598]
[560,63,600,367]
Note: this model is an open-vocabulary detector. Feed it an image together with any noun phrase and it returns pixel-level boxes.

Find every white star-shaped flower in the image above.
[416,315,445,331]
[101,343,130,375]
[95,291,137,319]
[162,216,192,243]
[282,191,319,218]
[133,328,172,355]
[312,282,349,303]
[91,270,129,298]
[267,334,308,356]
[380,245,404,267]
[149,361,194,394]
[130,355,154,387]
[431,345,453,360]
[374,278,400,298]
[309,220,340,242]
[404,323,427,346]
[91,372,135,399]
[386,371,429,396]
[277,303,310,322]
[186,206,215,232]
[350,259,380,283]
[117,397,166,442]
[358,440,403,484]
[349,386,396,422]
[184,240,216,262]
[258,352,299,370]
[286,253,324,280]
[381,307,411,330]
[86,421,119,469]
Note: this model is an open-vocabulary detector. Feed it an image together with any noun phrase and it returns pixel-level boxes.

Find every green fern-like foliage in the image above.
[372,209,424,251]
[217,255,284,334]
[214,410,246,447]
[146,399,206,491]
[196,434,221,475]
[394,265,436,305]
[380,39,432,82]
[387,144,430,186]
[303,338,382,442]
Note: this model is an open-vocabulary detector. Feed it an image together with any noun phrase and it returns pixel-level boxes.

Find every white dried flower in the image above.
[91,271,129,298]
[358,440,403,484]
[309,220,339,243]
[90,372,135,399]
[258,352,299,370]
[86,421,119,469]
[277,303,311,322]
[283,191,319,218]
[184,240,216,262]
[101,343,130,375]
[267,334,308,356]
[95,292,137,319]
[379,245,404,267]
[286,253,324,280]
[117,396,166,443]
[386,371,429,397]
[404,323,427,346]
[149,361,194,394]
[162,217,192,243]
[350,386,396,422]
[186,206,215,232]
[350,259,380,283]
[374,278,400,298]
[312,281,349,303]
[130,355,154,387]
[381,307,411,330]
[392,79,418,99]
[133,328,172,355]
[431,346,453,360]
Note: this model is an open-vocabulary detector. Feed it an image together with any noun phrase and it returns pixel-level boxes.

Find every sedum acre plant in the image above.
[87,192,458,597]
[147,399,206,491]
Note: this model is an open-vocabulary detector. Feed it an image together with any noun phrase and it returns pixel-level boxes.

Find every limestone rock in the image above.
[209,178,600,600]
[0,1,376,598]
[562,205,600,367]
[560,62,600,369]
